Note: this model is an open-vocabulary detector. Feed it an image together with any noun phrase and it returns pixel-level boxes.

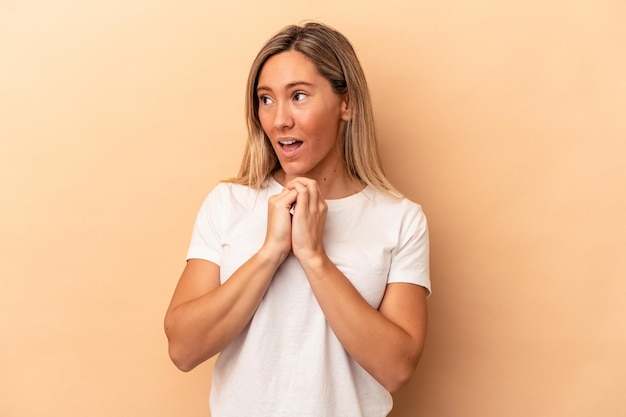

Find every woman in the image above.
[164,22,430,417]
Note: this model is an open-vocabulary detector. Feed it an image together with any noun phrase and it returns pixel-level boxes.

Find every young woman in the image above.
[164,22,430,417]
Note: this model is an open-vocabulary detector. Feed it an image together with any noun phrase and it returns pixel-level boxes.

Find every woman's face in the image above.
[256,50,350,181]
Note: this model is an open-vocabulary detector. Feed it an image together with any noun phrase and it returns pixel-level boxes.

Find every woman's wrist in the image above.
[297,251,332,283]
[256,244,290,267]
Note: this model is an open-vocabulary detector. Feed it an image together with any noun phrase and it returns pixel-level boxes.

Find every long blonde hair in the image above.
[228,22,398,196]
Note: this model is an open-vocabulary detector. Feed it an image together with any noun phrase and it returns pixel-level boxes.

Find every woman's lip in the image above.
[277,137,301,144]
[277,138,303,158]
[278,139,299,145]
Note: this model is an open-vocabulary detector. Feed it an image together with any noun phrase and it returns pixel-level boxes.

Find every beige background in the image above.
[2,1,625,416]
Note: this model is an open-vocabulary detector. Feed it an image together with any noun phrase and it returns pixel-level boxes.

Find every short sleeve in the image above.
[387,205,431,295]
[186,186,224,265]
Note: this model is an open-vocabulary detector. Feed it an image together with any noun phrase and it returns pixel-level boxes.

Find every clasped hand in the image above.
[264,177,327,261]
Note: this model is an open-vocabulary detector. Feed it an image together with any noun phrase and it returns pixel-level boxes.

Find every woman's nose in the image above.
[274,102,294,130]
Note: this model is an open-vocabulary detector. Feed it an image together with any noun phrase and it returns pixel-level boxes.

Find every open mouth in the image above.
[278,139,303,152]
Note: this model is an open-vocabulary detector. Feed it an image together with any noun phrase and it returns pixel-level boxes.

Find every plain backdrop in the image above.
[1,1,625,416]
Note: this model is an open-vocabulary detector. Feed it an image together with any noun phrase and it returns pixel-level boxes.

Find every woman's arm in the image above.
[164,251,283,371]
[288,177,428,393]
[304,260,427,393]
[164,187,298,371]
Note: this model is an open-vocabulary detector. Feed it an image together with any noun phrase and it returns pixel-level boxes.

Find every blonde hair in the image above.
[228,22,399,196]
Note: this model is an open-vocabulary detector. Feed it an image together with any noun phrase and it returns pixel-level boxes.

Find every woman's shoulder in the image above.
[366,186,425,216]
[201,179,279,210]
[205,179,268,196]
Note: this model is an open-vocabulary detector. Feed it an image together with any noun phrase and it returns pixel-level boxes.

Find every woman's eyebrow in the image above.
[257,81,315,93]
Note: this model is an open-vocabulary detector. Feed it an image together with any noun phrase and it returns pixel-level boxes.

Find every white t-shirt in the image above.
[187,178,430,417]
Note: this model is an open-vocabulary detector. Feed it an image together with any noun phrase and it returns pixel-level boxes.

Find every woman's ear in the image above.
[340,94,351,121]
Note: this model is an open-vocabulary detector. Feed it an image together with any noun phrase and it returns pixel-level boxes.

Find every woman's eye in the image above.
[259,95,273,105]
[294,92,307,101]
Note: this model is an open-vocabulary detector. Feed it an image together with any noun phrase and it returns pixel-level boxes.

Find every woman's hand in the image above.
[286,177,328,262]
[261,186,298,261]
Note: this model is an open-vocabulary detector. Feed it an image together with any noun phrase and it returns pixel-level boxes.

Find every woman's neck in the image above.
[273,168,364,200]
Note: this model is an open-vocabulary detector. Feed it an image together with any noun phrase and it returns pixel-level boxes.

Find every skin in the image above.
[164,50,427,393]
